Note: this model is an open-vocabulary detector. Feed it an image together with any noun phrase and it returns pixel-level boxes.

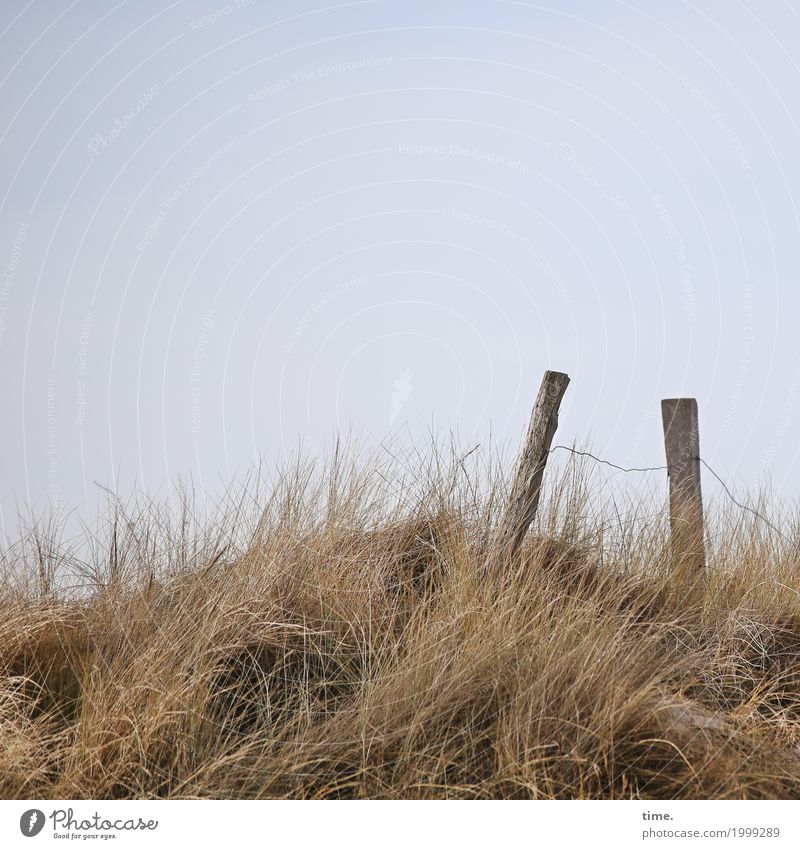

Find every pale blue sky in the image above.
[1,0,799,530]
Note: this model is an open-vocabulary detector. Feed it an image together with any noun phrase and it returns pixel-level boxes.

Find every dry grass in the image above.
[2,442,800,799]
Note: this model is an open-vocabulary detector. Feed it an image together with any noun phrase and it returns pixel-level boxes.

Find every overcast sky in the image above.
[1,0,799,532]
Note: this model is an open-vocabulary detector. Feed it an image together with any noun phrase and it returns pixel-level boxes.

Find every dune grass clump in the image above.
[2,443,800,799]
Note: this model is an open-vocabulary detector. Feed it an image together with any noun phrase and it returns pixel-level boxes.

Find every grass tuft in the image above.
[2,444,800,799]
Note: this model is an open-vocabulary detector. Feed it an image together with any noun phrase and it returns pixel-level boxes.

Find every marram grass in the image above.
[2,443,800,799]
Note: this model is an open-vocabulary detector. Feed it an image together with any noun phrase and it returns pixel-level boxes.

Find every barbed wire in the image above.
[696,457,784,538]
[549,445,667,474]
[549,445,787,540]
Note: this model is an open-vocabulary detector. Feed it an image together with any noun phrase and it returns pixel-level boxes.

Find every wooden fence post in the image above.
[487,370,570,574]
[661,398,705,571]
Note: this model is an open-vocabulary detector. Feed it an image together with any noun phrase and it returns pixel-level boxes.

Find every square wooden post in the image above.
[661,398,705,571]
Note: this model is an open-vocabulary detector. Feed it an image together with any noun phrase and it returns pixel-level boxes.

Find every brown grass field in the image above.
[2,443,800,799]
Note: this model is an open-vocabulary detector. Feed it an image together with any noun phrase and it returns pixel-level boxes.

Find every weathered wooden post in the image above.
[661,398,705,571]
[487,370,570,574]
